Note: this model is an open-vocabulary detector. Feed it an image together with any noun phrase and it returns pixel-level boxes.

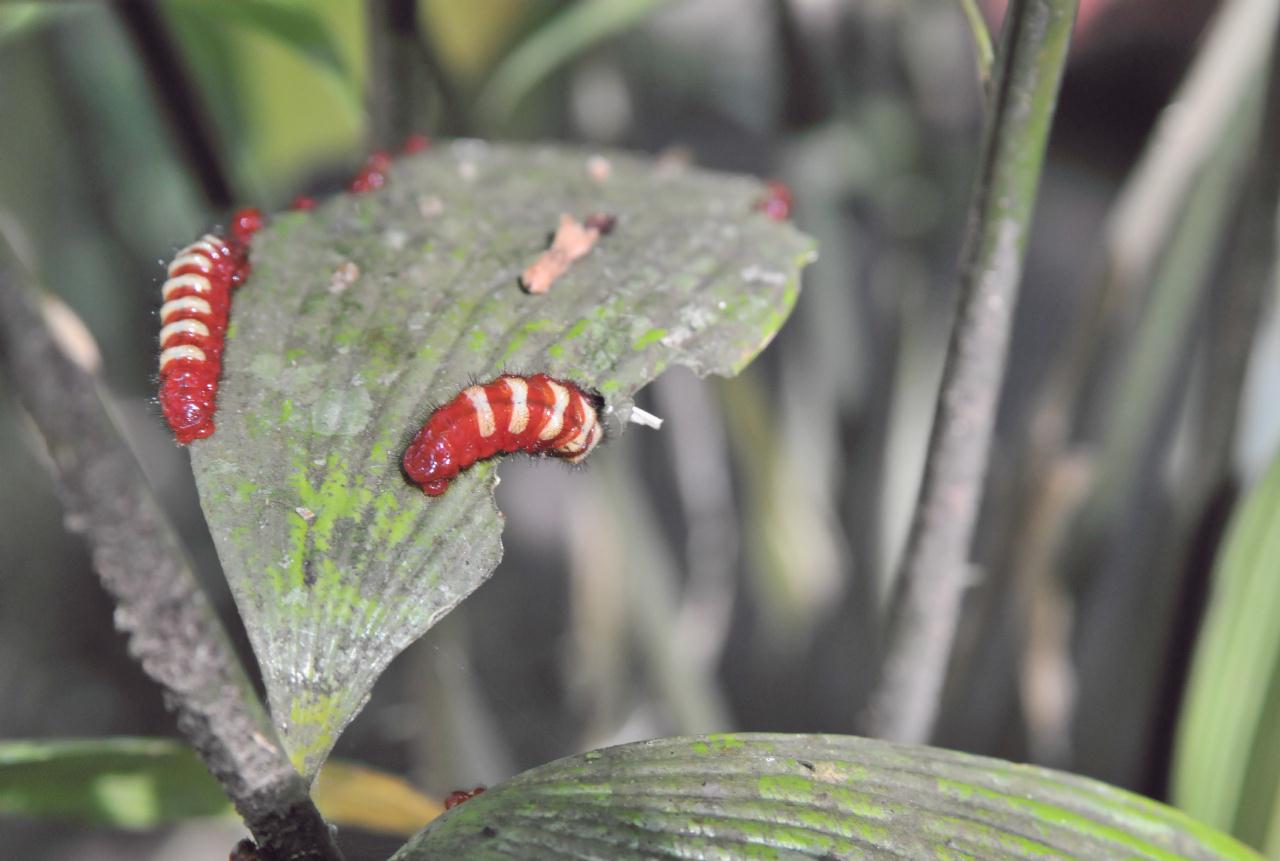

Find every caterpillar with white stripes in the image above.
[402,374,605,496]
[156,208,262,444]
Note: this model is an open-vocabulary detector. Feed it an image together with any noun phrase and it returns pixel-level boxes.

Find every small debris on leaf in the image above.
[654,145,693,177]
[418,195,445,218]
[587,154,612,182]
[519,213,616,295]
[628,406,664,429]
[329,261,360,295]
[583,212,617,235]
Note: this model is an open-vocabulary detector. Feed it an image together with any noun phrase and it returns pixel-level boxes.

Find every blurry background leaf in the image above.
[475,0,678,130]
[1174,445,1280,856]
[395,732,1262,860]
[421,0,546,87]
[190,143,813,778]
[312,760,444,838]
[0,3,82,43]
[165,0,365,200]
[0,738,442,837]
[170,0,355,85]
[0,738,231,829]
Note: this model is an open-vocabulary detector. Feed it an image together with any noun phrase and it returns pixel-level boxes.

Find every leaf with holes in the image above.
[188,142,814,777]
[393,733,1263,860]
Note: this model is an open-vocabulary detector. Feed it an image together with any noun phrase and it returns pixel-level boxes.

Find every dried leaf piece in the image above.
[519,213,615,295]
[328,260,360,296]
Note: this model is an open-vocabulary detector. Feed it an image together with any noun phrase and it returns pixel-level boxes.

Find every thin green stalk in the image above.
[864,0,1078,744]
[957,0,995,91]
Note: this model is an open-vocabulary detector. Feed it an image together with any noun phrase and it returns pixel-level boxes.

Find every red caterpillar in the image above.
[443,786,486,810]
[756,179,793,221]
[347,135,432,194]
[156,208,262,444]
[403,374,604,496]
[401,132,431,154]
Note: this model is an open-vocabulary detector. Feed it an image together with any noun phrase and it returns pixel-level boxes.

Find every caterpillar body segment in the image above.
[155,213,261,444]
[402,374,605,496]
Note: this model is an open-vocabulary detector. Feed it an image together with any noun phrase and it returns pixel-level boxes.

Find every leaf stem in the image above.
[863,0,1078,743]
[957,0,996,91]
[0,267,342,861]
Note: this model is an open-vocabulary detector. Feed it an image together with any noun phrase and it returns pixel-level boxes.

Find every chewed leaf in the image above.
[393,733,1262,860]
[189,142,815,778]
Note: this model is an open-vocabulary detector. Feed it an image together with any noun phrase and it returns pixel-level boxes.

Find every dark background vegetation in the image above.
[2,1,1278,859]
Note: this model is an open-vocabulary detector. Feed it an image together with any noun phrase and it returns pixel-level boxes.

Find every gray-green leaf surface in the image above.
[395,733,1261,860]
[188,142,814,777]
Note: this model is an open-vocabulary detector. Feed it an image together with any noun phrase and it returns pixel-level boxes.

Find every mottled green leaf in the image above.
[396,733,1261,860]
[189,143,814,778]
[0,738,231,829]
[1174,446,1280,854]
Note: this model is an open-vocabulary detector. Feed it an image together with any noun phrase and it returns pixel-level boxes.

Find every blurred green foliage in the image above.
[0,738,232,829]
[1175,447,1280,855]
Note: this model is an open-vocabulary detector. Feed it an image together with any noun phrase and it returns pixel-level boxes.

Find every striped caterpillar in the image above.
[156,208,261,444]
[402,374,605,496]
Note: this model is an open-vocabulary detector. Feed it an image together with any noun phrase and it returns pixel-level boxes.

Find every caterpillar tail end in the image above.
[173,421,214,446]
[421,478,450,496]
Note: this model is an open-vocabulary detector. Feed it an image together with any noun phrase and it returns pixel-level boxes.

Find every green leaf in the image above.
[0,3,83,42]
[0,737,445,835]
[476,0,676,129]
[1174,446,1280,852]
[0,738,231,829]
[189,143,814,778]
[167,0,353,87]
[393,733,1260,860]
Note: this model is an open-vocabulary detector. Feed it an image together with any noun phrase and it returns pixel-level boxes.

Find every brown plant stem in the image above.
[0,267,342,861]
